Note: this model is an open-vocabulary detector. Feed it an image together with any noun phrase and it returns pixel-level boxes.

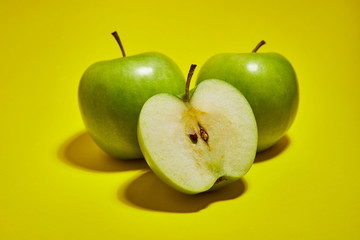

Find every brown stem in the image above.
[184,64,197,102]
[111,31,126,57]
[252,40,266,53]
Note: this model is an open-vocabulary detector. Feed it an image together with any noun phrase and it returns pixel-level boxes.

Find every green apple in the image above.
[197,41,299,152]
[138,65,257,194]
[78,32,185,159]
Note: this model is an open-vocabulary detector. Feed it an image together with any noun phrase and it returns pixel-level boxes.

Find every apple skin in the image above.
[197,52,299,152]
[78,52,185,159]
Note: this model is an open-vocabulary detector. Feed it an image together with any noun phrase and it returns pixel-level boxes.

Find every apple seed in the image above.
[199,125,209,142]
[189,133,198,144]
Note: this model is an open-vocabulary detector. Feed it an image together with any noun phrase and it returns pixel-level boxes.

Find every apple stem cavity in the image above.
[184,64,197,102]
[111,31,126,57]
[252,40,266,53]
[215,177,227,185]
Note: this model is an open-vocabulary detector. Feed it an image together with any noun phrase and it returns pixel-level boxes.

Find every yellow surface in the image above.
[1,0,360,239]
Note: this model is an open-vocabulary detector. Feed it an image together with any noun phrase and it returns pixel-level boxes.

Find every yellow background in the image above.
[1,0,360,239]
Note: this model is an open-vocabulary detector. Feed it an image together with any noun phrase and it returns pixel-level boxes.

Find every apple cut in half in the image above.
[138,67,257,194]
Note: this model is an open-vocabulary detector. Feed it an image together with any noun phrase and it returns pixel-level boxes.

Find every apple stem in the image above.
[111,31,126,57]
[252,40,266,53]
[184,64,197,102]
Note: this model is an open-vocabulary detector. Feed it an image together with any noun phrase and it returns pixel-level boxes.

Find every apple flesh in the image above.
[79,52,185,159]
[197,42,299,152]
[138,78,257,194]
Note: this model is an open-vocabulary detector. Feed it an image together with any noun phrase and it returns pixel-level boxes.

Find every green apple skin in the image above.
[197,53,299,152]
[78,52,185,159]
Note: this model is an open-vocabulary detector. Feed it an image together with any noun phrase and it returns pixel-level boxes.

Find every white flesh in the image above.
[138,79,257,194]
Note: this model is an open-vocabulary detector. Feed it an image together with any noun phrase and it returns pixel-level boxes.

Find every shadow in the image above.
[119,171,247,213]
[58,131,149,172]
[254,135,290,163]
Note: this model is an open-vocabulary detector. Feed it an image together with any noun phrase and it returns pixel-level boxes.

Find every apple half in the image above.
[138,65,258,194]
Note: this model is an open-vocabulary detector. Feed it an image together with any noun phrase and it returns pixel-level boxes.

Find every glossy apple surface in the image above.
[197,45,298,151]
[138,75,257,194]
[79,52,185,159]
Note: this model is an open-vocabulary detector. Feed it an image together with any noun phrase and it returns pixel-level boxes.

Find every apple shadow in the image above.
[254,135,290,163]
[58,131,149,172]
[119,171,247,213]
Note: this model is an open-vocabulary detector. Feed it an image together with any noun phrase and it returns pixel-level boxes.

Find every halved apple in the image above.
[137,65,257,194]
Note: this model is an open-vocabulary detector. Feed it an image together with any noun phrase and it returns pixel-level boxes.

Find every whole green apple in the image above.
[78,32,185,159]
[197,41,299,152]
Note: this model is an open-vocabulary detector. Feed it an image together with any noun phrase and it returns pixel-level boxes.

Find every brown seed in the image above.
[200,128,208,142]
[189,133,198,144]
